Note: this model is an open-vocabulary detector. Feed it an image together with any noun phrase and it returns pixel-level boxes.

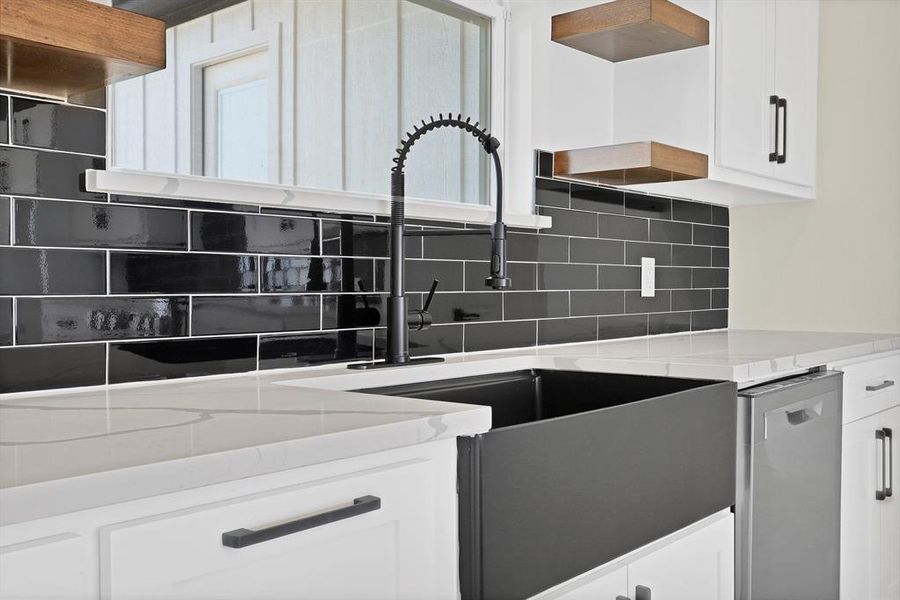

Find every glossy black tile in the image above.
[11,97,106,155]
[0,344,106,392]
[711,289,729,309]
[16,296,188,344]
[192,212,318,255]
[401,259,464,292]
[625,290,671,313]
[322,220,390,257]
[672,244,711,267]
[192,295,320,336]
[597,214,648,241]
[0,96,7,144]
[624,194,671,219]
[0,247,105,294]
[259,329,374,369]
[113,194,259,214]
[671,199,711,224]
[535,178,569,208]
[711,247,729,268]
[504,291,568,320]
[263,207,374,222]
[0,147,106,201]
[0,297,11,345]
[322,294,385,329]
[15,198,187,250]
[420,228,493,261]
[693,224,729,247]
[711,205,729,226]
[625,241,671,266]
[597,314,648,340]
[537,207,597,237]
[110,252,258,294]
[599,265,641,289]
[538,317,598,346]
[655,267,692,289]
[570,290,625,316]
[464,320,536,352]
[536,151,554,179]
[569,238,624,264]
[649,312,691,335]
[692,309,728,331]
[692,268,729,289]
[375,323,464,358]
[507,232,568,262]
[570,184,625,214]
[263,257,365,293]
[671,289,711,311]
[537,263,596,290]
[0,196,9,245]
[424,292,502,324]
[465,261,535,291]
[649,219,692,244]
[109,337,257,383]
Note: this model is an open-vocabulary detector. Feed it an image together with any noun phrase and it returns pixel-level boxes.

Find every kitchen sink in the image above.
[359,369,737,600]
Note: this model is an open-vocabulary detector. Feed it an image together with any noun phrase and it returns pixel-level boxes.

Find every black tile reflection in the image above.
[322,294,385,329]
[260,329,374,369]
[464,320,536,352]
[16,296,188,344]
[649,312,691,335]
[0,297,11,345]
[110,252,258,294]
[624,194,671,219]
[538,207,597,237]
[192,295,320,336]
[625,242,671,266]
[538,317,598,345]
[113,194,259,214]
[649,220,692,244]
[15,198,187,250]
[599,265,641,289]
[507,233,568,262]
[598,314,648,340]
[535,178,569,208]
[109,337,257,383]
[711,247,729,267]
[693,224,729,247]
[538,263,596,290]
[692,268,729,289]
[711,206,729,226]
[375,324,464,358]
[625,290,671,313]
[569,238,623,264]
[263,257,366,293]
[0,344,106,392]
[597,214,648,241]
[504,291,568,320]
[11,97,106,155]
[465,262,535,291]
[263,207,374,222]
[0,96,7,144]
[0,196,9,245]
[711,289,729,309]
[570,290,624,316]
[671,289,711,311]
[0,247,105,295]
[192,212,318,255]
[672,244,711,267]
[672,199,711,224]
[536,151,554,179]
[570,184,624,214]
[424,292,502,324]
[656,267,692,289]
[692,309,728,331]
[393,259,464,293]
[423,229,492,260]
[0,147,106,201]
[322,220,390,257]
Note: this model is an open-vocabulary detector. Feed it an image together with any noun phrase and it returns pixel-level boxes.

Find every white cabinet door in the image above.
[772,0,819,187]
[626,513,734,600]
[102,458,448,600]
[880,407,900,600]
[0,533,88,599]
[715,0,776,178]
[550,566,628,600]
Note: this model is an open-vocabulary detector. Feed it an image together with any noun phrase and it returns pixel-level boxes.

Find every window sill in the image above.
[85,169,551,230]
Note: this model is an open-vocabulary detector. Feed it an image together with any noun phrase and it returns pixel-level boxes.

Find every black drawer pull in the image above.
[886,428,894,498]
[635,584,652,600]
[866,380,895,392]
[877,430,887,501]
[776,97,787,164]
[222,495,381,548]
[769,95,779,162]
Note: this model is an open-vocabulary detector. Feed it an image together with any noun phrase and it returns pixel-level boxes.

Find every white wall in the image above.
[730,0,900,334]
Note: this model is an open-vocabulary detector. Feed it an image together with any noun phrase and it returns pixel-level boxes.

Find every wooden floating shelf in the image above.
[0,0,165,100]
[551,0,709,62]
[554,142,708,185]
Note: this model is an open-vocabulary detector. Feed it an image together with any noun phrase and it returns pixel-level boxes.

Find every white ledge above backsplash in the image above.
[85,169,552,230]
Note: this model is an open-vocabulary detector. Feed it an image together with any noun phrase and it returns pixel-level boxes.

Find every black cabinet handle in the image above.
[866,380,895,392]
[616,596,632,600]
[769,95,779,162]
[635,585,652,600]
[222,495,381,548]
[877,430,887,501]
[777,97,787,164]
[886,427,894,498]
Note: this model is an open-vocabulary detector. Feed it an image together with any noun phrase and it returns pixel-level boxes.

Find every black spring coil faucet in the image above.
[348,114,511,370]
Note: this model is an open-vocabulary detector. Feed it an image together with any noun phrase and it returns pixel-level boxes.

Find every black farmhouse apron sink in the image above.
[360,369,737,600]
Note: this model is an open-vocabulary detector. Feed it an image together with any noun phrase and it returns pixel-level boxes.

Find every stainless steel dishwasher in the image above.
[736,370,843,600]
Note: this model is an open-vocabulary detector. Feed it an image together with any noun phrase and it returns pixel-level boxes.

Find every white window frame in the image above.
[96,0,547,229]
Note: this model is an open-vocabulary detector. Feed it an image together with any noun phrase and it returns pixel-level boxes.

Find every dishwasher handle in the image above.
[764,398,824,440]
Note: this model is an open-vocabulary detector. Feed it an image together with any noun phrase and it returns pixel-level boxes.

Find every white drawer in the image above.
[836,352,900,424]
[100,458,444,600]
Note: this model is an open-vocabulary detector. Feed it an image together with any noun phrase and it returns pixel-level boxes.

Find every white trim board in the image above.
[85,168,551,229]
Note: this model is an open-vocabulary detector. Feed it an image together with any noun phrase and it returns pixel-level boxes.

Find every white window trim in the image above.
[96,0,546,229]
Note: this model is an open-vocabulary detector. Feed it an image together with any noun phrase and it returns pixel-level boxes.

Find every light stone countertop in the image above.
[1,328,897,525]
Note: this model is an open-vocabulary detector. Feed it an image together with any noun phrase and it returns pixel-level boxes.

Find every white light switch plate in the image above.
[641,257,655,297]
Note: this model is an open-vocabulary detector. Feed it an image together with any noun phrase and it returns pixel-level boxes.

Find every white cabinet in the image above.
[534,510,734,600]
[835,351,900,600]
[0,533,89,599]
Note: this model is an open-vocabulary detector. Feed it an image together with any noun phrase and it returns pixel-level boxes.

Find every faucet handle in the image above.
[423,279,439,311]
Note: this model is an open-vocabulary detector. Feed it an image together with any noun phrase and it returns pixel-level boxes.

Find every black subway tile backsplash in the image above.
[11,98,106,155]
[0,128,729,392]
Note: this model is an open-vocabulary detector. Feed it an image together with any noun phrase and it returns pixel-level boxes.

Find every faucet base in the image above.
[347,356,445,370]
